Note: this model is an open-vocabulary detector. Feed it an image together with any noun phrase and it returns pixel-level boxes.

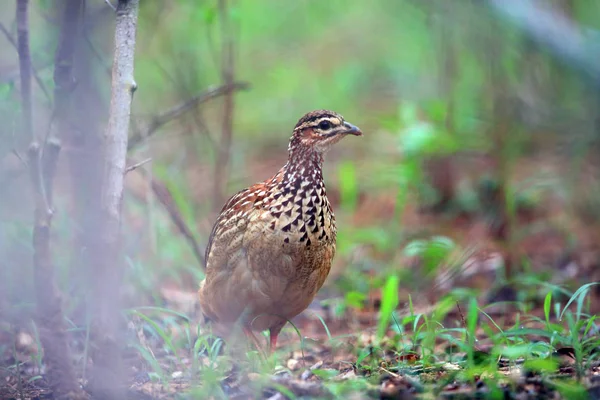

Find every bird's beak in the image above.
[343,122,363,136]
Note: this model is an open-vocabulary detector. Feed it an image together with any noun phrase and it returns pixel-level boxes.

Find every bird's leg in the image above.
[269,325,284,354]
[269,332,278,354]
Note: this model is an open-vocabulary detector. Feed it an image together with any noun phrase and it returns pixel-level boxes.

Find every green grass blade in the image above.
[377,275,399,341]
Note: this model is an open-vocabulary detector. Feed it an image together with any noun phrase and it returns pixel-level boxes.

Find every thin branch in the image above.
[127,81,249,152]
[0,22,51,102]
[104,0,116,11]
[124,157,151,174]
[78,24,248,154]
[11,149,28,167]
[153,61,219,151]
[133,167,206,268]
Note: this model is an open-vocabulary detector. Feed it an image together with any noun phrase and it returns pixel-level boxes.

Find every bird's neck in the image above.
[282,147,324,188]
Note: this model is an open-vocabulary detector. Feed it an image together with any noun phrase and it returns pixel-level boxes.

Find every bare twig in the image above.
[127,81,249,152]
[149,62,219,151]
[78,27,248,154]
[11,149,28,167]
[88,1,139,398]
[0,22,51,102]
[455,301,468,331]
[104,0,116,11]
[130,165,206,268]
[124,157,151,174]
[148,173,206,268]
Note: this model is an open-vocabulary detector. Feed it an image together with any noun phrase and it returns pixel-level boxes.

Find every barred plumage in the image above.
[199,110,362,351]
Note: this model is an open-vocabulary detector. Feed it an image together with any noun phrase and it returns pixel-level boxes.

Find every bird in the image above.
[199,109,362,352]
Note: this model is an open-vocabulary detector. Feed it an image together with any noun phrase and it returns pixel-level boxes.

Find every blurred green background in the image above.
[1,0,600,326]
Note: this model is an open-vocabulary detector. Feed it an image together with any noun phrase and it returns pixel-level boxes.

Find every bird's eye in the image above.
[318,120,332,130]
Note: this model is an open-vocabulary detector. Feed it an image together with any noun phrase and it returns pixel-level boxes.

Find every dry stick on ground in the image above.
[127,81,249,152]
[213,0,237,210]
[16,0,84,398]
[88,1,139,398]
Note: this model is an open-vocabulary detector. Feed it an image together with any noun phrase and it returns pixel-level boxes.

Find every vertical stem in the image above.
[427,0,456,212]
[88,1,139,398]
[17,0,84,397]
[16,0,32,142]
[54,0,81,112]
[486,20,516,282]
[213,0,236,210]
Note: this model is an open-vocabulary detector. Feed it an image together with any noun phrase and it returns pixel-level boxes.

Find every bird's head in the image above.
[289,110,362,155]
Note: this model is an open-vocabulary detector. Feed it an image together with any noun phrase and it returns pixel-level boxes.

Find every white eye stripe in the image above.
[313,117,343,129]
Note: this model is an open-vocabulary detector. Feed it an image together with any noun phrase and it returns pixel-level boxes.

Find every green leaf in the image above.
[356,347,372,366]
[126,306,191,323]
[544,291,552,325]
[467,297,478,337]
[316,314,332,342]
[377,275,400,341]
[130,311,181,364]
[523,358,558,373]
[399,121,436,156]
[312,369,339,379]
[345,291,366,308]
[559,282,599,321]
[497,344,530,359]
[403,236,455,274]
[554,380,588,400]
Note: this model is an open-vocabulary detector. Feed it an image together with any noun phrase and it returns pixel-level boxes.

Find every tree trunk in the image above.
[87,1,139,398]
[17,0,85,397]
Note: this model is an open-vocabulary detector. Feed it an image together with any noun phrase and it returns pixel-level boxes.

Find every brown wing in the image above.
[200,175,306,327]
[204,187,254,267]
[204,169,285,271]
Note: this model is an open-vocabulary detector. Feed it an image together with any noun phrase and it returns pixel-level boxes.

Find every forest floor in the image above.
[2,156,600,399]
[1,291,599,399]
